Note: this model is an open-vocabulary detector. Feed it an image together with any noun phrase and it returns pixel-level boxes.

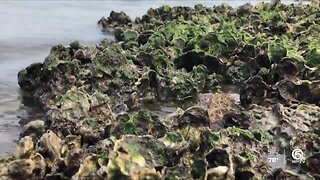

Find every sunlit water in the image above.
[0,0,298,154]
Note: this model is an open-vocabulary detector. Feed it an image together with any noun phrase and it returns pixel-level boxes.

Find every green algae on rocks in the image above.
[3,1,320,179]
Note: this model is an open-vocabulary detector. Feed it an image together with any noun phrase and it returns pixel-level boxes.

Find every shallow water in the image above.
[0,0,299,154]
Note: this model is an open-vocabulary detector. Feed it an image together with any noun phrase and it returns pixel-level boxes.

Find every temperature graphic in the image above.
[265,149,286,169]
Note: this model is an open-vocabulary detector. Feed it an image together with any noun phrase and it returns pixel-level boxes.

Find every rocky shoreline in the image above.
[1,1,320,179]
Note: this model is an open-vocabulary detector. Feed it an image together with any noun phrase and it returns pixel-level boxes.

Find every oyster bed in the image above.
[1,1,320,179]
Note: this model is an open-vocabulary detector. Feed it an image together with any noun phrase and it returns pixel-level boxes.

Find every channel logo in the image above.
[291,148,305,164]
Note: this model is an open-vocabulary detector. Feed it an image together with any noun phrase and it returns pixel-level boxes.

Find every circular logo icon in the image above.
[292,149,304,160]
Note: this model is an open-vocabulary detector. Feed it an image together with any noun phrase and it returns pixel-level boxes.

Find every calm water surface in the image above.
[0,0,298,154]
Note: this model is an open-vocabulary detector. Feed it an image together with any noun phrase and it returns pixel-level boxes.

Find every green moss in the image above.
[228,127,255,140]
[166,132,184,143]
[206,131,221,148]
[191,159,207,179]
[242,151,257,161]
[151,49,174,75]
[268,40,287,62]
[253,130,273,144]
[112,111,166,138]
[59,87,90,113]
[117,65,139,81]
[83,117,99,128]
[44,45,73,71]
[69,40,82,50]
[91,44,127,77]
[158,5,171,14]
[147,33,166,48]
[165,175,179,180]
[306,48,320,67]
[90,91,110,106]
[126,142,141,157]
[123,30,139,42]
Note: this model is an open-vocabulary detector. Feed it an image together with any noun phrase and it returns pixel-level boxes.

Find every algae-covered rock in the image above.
[38,130,62,160]
[9,2,320,179]
[268,169,305,179]
[240,76,273,106]
[15,136,34,159]
[115,29,139,42]
[61,135,82,157]
[174,50,225,74]
[20,120,45,139]
[174,106,210,128]
[64,148,82,175]
[112,111,166,138]
[206,92,238,129]
[59,87,91,118]
[32,153,46,177]
[71,155,100,180]
[157,65,208,101]
[275,79,320,104]
[206,166,230,180]
[290,132,320,154]
[269,57,305,82]
[304,153,320,175]
[46,87,114,144]
[190,159,207,179]
[223,112,251,129]
[206,148,231,168]
[91,44,128,78]
[7,159,36,179]
[274,104,320,135]
[267,41,287,63]
[69,41,83,50]
[73,47,96,64]
[306,48,320,67]
[43,45,74,71]
[18,63,43,92]
[107,135,168,179]
[98,11,131,32]
[137,30,154,45]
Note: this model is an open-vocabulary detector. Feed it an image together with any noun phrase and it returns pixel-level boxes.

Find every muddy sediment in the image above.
[1,1,320,179]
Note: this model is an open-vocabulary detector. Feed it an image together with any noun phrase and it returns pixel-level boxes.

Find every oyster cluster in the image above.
[1,1,320,179]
